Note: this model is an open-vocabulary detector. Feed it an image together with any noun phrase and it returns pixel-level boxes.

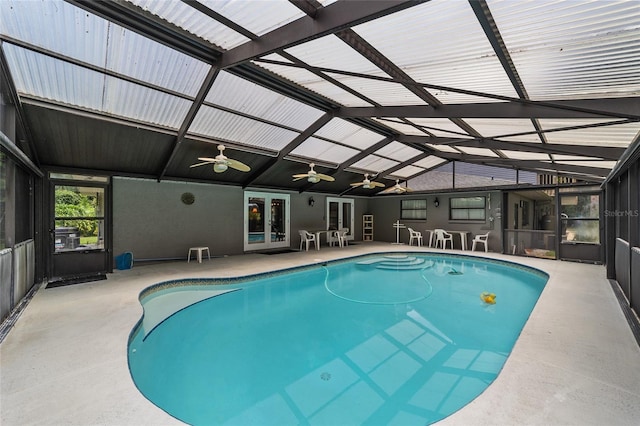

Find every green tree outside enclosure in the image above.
[55,187,99,242]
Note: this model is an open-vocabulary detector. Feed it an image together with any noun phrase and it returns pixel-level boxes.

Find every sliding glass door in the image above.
[244,191,290,251]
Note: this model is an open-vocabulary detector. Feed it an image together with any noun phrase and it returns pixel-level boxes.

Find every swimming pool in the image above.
[128,253,547,425]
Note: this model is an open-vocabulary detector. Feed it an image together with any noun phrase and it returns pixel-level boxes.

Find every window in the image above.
[401,199,427,220]
[450,196,486,221]
[561,193,600,244]
[54,185,105,252]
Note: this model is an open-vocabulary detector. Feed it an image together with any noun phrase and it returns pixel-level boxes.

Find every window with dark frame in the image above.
[449,196,486,221]
[54,185,106,252]
[560,193,600,244]
[401,199,427,220]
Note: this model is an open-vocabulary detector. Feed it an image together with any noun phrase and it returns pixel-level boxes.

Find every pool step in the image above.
[356,254,411,265]
[357,256,433,270]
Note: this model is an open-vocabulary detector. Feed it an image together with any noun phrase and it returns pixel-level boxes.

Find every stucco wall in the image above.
[113,177,370,259]
[368,191,502,252]
[113,178,244,259]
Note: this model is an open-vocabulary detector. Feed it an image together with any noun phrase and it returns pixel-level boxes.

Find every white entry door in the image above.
[244,191,290,251]
[326,197,354,242]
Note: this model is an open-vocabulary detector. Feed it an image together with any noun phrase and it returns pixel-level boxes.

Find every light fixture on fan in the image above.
[387,179,412,194]
[190,144,251,173]
[292,163,335,184]
[350,173,385,189]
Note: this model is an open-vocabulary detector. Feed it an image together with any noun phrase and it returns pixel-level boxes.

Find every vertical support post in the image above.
[452,161,456,189]
[628,163,639,307]
[555,186,561,260]
[605,181,617,279]
[628,163,639,248]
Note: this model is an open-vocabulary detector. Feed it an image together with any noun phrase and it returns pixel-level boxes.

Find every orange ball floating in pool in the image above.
[480,292,496,304]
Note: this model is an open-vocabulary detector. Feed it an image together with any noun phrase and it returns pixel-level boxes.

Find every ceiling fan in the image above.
[350,173,385,189]
[190,144,251,173]
[292,163,335,184]
[388,179,413,194]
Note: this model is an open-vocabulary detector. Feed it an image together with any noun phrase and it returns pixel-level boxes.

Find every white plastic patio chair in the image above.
[298,230,316,251]
[335,228,349,247]
[433,229,453,249]
[407,227,423,246]
[471,231,490,252]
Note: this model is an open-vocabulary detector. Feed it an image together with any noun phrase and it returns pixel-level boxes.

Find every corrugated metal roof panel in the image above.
[555,160,617,169]
[283,34,426,105]
[290,137,359,164]
[413,156,447,169]
[205,71,325,131]
[325,73,427,105]
[539,119,640,146]
[189,105,299,150]
[488,0,640,100]
[350,155,399,173]
[456,147,500,157]
[314,118,384,150]
[462,119,541,143]
[371,118,431,136]
[1,0,108,67]
[200,0,303,36]
[126,0,249,49]
[284,35,388,77]
[353,0,519,104]
[501,150,551,160]
[552,155,602,161]
[408,118,471,137]
[4,44,190,128]
[104,76,191,128]
[388,165,425,179]
[1,0,209,96]
[374,142,422,162]
[105,25,209,97]
[4,44,104,109]
[424,144,462,154]
[252,58,374,107]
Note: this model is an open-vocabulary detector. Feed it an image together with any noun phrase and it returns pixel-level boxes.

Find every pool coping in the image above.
[138,250,549,299]
[2,244,639,425]
[129,250,551,424]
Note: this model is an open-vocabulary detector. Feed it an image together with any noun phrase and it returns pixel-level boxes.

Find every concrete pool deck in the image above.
[1,243,640,425]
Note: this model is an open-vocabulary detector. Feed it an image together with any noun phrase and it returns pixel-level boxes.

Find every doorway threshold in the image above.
[46,273,107,288]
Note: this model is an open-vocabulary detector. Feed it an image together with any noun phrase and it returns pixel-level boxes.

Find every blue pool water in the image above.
[128,253,547,425]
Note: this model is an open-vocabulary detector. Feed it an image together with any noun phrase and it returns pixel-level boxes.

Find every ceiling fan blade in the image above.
[197,157,217,162]
[190,161,213,168]
[292,173,309,179]
[316,173,335,182]
[227,159,251,172]
[350,182,364,187]
[370,181,386,188]
[292,176,308,181]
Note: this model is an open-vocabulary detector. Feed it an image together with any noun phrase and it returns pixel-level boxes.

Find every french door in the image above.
[244,191,290,251]
[326,197,354,242]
